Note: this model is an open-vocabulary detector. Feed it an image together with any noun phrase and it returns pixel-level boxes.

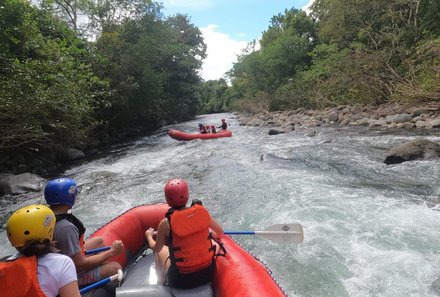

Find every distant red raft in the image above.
[168,128,232,141]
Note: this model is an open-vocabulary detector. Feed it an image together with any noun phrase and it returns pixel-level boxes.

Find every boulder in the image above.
[430,118,440,128]
[392,113,412,123]
[268,128,286,135]
[247,119,265,127]
[305,130,317,137]
[57,147,85,161]
[384,138,440,165]
[327,111,339,122]
[412,107,437,116]
[0,173,46,195]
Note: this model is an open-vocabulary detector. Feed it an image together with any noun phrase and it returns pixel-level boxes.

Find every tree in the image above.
[0,0,104,150]
[228,8,316,103]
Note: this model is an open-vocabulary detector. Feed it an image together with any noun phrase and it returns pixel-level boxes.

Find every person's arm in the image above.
[209,216,223,239]
[71,240,123,273]
[145,219,168,253]
[58,281,81,297]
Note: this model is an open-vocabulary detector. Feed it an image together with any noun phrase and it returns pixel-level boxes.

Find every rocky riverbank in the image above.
[237,102,440,134]
[236,101,440,167]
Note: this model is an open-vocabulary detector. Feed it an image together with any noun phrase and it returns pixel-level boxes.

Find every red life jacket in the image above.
[166,204,215,274]
[0,256,46,297]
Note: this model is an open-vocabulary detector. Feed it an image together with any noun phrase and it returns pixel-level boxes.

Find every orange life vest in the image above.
[166,204,215,274]
[0,256,46,297]
[56,213,86,255]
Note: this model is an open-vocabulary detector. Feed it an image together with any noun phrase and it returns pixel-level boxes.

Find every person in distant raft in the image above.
[210,125,217,133]
[198,123,207,134]
[0,204,81,297]
[44,178,124,287]
[218,119,227,130]
[145,178,225,288]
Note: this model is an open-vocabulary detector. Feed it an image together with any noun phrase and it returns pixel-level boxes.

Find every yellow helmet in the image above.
[6,204,56,248]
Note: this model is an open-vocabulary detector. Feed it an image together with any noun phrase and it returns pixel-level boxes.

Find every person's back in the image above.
[198,123,207,134]
[0,204,80,297]
[219,119,227,130]
[145,179,224,289]
[45,178,123,287]
[210,125,216,133]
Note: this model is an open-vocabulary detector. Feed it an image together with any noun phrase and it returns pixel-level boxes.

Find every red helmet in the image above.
[164,179,189,207]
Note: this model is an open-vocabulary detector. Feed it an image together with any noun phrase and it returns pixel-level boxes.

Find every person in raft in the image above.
[0,204,81,297]
[218,119,227,130]
[210,125,217,133]
[145,178,224,288]
[198,123,207,134]
[44,178,124,287]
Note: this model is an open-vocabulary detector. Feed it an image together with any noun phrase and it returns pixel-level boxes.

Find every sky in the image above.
[159,0,314,81]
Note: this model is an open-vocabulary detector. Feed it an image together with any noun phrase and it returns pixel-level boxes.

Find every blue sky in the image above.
[159,0,314,81]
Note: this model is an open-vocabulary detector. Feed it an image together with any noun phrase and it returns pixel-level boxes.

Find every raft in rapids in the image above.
[82,203,289,297]
[167,129,232,141]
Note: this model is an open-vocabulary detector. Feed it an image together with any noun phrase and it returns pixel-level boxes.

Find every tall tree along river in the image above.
[1,113,440,297]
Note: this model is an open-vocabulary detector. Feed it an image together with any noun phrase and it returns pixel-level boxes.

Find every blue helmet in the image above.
[44,178,78,208]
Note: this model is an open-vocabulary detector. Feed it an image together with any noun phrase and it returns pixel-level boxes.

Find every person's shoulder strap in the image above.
[55,213,86,236]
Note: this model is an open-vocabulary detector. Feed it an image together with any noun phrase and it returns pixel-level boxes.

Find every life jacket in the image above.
[166,204,216,274]
[0,256,46,297]
[56,213,86,255]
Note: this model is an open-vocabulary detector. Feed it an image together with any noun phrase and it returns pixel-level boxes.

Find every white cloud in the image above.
[302,0,315,14]
[199,24,248,81]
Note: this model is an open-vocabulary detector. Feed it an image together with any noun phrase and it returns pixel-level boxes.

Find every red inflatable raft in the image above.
[168,129,232,141]
[83,203,286,297]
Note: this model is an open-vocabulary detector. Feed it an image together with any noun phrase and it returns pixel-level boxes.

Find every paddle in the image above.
[85,223,304,255]
[79,269,123,294]
[225,223,304,244]
[85,246,111,255]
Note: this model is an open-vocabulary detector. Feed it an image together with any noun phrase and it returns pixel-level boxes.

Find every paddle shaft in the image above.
[85,246,111,255]
[79,270,122,294]
[225,231,301,235]
[86,223,304,254]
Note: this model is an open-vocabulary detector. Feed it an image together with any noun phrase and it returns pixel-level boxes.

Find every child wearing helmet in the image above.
[145,178,224,289]
[44,178,124,287]
[0,204,81,297]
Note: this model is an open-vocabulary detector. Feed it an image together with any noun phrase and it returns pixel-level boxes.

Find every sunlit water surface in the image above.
[1,113,440,297]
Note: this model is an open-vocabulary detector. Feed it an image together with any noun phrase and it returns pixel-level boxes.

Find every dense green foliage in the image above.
[217,1,440,113]
[2,0,440,171]
[0,0,205,158]
[0,0,102,149]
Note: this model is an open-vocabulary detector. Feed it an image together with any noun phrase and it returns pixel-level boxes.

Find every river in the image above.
[1,113,440,297]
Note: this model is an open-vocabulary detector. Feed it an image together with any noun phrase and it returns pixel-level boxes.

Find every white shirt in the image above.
[8,253,77,297]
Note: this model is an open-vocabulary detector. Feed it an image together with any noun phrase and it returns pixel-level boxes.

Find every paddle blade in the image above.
[256,223,304,244]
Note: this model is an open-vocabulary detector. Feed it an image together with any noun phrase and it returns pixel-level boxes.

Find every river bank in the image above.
[236,102,440,134]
